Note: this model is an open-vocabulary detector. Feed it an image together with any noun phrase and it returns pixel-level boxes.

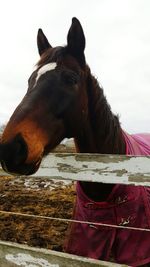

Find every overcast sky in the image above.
[0,0,149,133]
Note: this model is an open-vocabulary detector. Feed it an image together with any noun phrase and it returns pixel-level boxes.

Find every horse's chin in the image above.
[1,159,41,176]
[24,159,41,175]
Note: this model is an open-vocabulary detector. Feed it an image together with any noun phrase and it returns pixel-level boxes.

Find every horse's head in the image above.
[0,18,90,175]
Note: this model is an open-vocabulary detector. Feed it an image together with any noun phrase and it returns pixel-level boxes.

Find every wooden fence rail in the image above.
[0,153,150,186]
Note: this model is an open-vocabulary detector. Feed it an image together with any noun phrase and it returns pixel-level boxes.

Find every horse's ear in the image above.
[67,17,86,66]
[37,29,52,56]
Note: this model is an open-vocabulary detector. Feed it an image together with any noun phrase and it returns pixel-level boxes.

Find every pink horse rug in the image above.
[64,132,150,266]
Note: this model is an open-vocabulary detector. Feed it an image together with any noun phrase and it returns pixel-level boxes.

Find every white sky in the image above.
[0,0,149,133]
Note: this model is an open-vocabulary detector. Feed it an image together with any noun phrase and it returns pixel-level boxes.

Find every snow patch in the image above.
[6,253,59,267]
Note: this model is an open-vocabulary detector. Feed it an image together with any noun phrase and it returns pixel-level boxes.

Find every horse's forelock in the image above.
[37,46,65,67]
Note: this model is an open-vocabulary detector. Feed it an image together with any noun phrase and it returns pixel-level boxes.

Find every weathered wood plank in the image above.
[0,241,126,267]
[0,154,150,186]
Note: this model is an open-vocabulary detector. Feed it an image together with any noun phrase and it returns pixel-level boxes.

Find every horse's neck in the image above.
[74,72,126,201]
[75,73,126,155]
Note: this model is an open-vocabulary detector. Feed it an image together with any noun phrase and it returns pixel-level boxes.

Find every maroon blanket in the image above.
[64,132,150,266]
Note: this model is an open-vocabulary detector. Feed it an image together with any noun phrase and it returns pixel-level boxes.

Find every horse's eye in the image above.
[61,70,79,85]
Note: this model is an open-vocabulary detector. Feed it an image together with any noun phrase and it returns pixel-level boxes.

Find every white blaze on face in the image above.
[34,62,57,87]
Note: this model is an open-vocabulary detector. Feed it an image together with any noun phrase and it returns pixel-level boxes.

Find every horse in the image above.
[0,18,150,266]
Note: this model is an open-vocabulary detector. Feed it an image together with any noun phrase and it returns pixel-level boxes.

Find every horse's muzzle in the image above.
[0,134,41,175]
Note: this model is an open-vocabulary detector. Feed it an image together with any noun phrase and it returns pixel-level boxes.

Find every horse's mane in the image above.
[86,69,124,154]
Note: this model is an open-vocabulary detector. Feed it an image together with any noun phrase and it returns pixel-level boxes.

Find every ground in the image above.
[0,176,75,252]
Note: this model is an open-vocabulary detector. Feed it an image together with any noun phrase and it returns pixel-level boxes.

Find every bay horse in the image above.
[0,18,150,266]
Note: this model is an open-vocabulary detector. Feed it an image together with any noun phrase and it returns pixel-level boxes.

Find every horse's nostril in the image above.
[1,134,28,168]
[12,134,28,165]
[0,134,28,174]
